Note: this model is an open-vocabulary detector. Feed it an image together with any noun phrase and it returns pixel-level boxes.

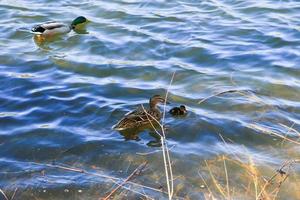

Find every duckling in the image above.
[169,105,187,116]
[31,16,87,36]
[113,95,168,131]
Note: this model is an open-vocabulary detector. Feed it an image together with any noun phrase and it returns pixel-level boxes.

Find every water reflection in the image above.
[117,125,162,147]
[33,34,62,50]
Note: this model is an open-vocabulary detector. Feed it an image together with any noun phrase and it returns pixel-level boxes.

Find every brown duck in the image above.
[113,95,168,131]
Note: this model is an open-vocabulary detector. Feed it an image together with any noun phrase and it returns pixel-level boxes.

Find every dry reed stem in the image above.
[0,188,17,200]
[256,159,296,200]
[31,161,166,196]
[222,156,230,200]
[197,170,217,200]
[218,134,243,163]
[279,123,299,136]
[136,145,176,156]
[280,122,295,146]
[0,189,9,200]
[230,72,277,109]
[101,161,148,200]
[10,188,17,200]
[162,72,175,124]
[139,72,176,200]
[141,104,173,200]
[104,184,155,200]
[163,72,176,197]
[248,123,300,145]
[204,160,227,199]
[198,89,255,105]
[248,156,260,200]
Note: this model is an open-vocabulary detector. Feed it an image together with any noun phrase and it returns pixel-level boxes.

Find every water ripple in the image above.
[0,0,299,198]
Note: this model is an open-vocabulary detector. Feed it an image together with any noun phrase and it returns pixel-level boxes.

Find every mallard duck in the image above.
[113,95,168,131]
[31,16,87,36]
[169,105,187,116]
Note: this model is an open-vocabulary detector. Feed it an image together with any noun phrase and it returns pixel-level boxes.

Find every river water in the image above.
[0,0,299,199]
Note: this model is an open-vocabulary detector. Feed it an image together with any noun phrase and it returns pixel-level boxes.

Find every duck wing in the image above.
[31,22,66,34]
[126,107,161,122]
[113,107,161,130]
[41,22,66,30]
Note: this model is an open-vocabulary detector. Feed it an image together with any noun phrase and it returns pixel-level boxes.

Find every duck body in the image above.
[31,16,87,36]
[169,105,187,116]
[113,95,167,131]
[32,22,71,36]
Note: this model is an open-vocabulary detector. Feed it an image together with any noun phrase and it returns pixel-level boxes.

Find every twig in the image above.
[11,188,18,200]
[136,145,176,156]
[248,123,300,145]
[139,72,176,200]
[162,71,175,123]
[223,156,230,200]
[198,170,217,200]
[204,160,227,199]
[101,161,148,200]
[280,123,300,136]
[162,72,175,198]
[44,163,85,173]
[280,122,296,147]
[257,159,295,199]
[31,161,165,195]
[218,133,243,163]
[198,89,255,104]
[141,103,174,200]
[0,189,8,200]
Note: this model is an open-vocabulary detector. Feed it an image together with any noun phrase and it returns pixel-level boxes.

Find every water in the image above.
[0,0,300,199]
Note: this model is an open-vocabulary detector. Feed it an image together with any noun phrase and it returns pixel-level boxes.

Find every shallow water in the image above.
[0,0,299,199]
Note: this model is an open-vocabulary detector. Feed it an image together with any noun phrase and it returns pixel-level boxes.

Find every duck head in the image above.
[71,16,88,29]
[179,105,187,114]
[149,95,169,108]
[180,105,187,111]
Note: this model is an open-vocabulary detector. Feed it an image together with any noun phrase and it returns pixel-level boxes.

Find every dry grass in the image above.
[198,133,300,200]
[196,76,300,200]
[199,156,299,200]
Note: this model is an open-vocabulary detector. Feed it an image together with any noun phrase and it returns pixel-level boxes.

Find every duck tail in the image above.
[112,124,125,131]
[31,25,45,34]
[112,118,129,131]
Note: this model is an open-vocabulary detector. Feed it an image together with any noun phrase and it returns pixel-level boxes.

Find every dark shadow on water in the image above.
[147,131,162,147]
[117,126,162,147]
